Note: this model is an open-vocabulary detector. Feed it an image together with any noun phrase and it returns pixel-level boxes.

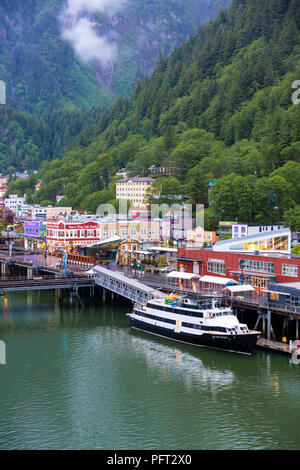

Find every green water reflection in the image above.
[0,291,300,450]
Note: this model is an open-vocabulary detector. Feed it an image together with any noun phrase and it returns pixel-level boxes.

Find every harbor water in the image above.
[1,290,300,450]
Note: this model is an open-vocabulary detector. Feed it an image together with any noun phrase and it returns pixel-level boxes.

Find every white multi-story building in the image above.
[232,223,285,239]
[18,204,73,220]
[4,194,26,214]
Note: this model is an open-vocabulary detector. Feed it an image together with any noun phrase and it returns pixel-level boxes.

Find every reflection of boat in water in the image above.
[128,334,235,390]
[127,295,260,355]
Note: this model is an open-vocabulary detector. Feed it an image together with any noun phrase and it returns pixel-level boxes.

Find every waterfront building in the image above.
[116,177,155,207]
[118,218,160,244]
[46,216,162,252]
[46,218,102,252]
[267,282,300,313]
[177,234,300,291]
[24,220,46,250]
[232,222,284,239]
[213,228,291,254]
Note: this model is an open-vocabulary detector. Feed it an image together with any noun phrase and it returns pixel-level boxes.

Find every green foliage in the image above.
[284,206,300,232]
[145,176,184,206]
[0,105,107,172]
[292,245,300,255]
[5,0,300,218]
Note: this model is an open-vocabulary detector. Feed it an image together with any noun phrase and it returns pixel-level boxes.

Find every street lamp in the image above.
[6,226,13,249]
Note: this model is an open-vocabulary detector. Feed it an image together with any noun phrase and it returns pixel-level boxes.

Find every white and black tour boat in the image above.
[127,295,260,355]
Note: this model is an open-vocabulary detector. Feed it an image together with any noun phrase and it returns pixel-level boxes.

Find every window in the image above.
[291,297,300,307]
[260,261,267,272]
[267,262,274,273]
[282,264,298,277]
[239,259,274,274]
[274,235,288,251]
[253,260,260,271]
[207,261,226,275]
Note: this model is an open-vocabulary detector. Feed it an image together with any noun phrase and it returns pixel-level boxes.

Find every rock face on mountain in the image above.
[0,0,230,113]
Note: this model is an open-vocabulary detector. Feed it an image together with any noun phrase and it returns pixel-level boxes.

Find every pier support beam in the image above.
[254,309,275,340]
[267,308,272,340]
[1,262,6,277]
[69,287,84,308]
[27,268,33,279]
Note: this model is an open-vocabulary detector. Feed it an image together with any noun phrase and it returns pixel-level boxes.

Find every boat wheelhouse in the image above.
[127,295,260,355]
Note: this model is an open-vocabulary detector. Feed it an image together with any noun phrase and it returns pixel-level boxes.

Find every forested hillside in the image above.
[8,0,300,227]
[0,105,107,172]
[0,0,229,114]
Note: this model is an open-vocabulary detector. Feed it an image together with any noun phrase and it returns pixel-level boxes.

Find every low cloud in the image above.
[64,0,126,17]
[59,0,127,67]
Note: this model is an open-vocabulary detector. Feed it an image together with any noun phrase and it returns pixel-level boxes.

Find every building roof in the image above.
[213,228,291,254]
[223,284,255,293]
[267,283,299,296]
[166,271,201,280]
[147,246,177,252]
[117,177,154,183]
[214,228,290,246]
[199,275,238,286]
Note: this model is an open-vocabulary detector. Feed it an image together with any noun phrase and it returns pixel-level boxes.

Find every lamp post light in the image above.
[6,227,13,251]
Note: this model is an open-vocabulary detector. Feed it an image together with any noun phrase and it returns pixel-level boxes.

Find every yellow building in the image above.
[116,177,155,206]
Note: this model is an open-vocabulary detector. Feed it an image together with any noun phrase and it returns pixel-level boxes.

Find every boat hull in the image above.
[129,317,259,355]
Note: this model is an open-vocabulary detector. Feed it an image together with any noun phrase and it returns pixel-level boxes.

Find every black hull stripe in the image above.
[129,318,258,355]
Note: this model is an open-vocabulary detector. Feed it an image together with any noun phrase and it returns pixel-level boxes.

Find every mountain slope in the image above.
[0,0,229,114]
[22,0,300,223]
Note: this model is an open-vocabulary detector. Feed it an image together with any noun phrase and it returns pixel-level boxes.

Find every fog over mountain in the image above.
[59,0,126,67]
[0,0,230,113]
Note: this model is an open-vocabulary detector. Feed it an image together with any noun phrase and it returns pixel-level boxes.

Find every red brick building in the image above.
[177,248,300,289]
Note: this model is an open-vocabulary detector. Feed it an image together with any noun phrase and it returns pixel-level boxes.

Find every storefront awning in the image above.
[199,275,238,286]
[223,284,255,293]
[148,247,177,252]
[166,271,201,280]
